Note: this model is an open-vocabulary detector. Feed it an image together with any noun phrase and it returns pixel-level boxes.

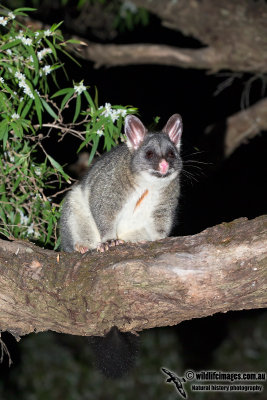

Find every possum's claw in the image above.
[97,239,125,253]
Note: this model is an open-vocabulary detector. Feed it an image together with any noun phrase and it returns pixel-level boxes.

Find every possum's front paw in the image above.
[75,243,89,254]
[97,239,125,253]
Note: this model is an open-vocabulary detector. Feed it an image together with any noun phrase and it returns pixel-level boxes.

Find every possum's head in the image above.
[125,114,183,183]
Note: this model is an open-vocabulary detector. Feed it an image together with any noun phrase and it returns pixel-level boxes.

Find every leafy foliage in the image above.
[0,6,137,248]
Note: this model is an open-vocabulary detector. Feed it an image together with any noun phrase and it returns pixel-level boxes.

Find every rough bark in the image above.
[0,216,266,340]
[204,97,267,158]
[69,40,228,71]
[223,98,267,157]
[132,0,267,73]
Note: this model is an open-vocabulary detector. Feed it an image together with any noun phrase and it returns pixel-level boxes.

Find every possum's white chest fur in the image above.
[115,175,166,241]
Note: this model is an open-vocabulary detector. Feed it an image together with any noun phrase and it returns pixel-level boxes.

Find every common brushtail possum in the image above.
[60,113,183,377]
[60,113,183,253]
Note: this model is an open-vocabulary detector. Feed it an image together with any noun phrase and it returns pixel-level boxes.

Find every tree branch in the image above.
[69,40,227,71]
[22,0,267,73]
[224,98,267,157]
[0,216,266,340]
[204,97,267,158]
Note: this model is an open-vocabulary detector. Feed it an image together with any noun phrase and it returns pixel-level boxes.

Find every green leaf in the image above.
[83,90,95,111]
[61,89,74,109]
[27,46,39,83]
[14,7,37,12]
[45,213,53,244]
[10,121,23,139]
[94,86,98,108]
[47,154,70,182]
[9,155,27,173]
[12,175,23,192]
[0,207,7,225]
[88,135,100,165]
[1,40,21,51]
[2,83,15,97]
[3,126,8,149]
[44,38,57,59]
[73,94,81,123]
[51,88,73,98]
[54,236,61,250]
[40,97,58,120]
[66,39,83,44]
[0,92,9,112]
[50,21,64,32]
[77,132,93,153]
[20,98,33,118]
[33,92,43,127]
[0,120,8,144]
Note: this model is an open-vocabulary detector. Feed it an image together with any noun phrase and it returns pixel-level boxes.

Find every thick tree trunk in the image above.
[0,216,266,340]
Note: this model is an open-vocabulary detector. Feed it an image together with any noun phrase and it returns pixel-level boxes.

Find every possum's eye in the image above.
[167,150,175,159]
[145,150,154,159]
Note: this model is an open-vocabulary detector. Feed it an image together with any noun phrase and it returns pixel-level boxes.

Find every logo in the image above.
[161,368,266,399]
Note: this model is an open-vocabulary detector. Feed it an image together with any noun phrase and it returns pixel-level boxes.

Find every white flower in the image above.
[16,30,24,39]
[35,32,40,38]
[102,102,112,116]
[120,1,137,18]
[15,71,26,82]
[6,151,15,162]
[27,223,34,235]
[11,113,20,119]
[0,77,4,84]
[34,230,40,238]
[74,81,86,95]
[6,49,12,55]
[99,103,127,122]
[23,85,35,99]
[111,110,119,122]
[34,167,42,176]
[8,12,15,20]
[19,210,29,225]
[28,55,34,64]
[118,109,127,118]
[96,129,104,136]
[21,37,33,46]
[44,29,52,37]
[40,65,52,76]
[37,48,52,61]
[0,17,7,26]
[15,71,34,99]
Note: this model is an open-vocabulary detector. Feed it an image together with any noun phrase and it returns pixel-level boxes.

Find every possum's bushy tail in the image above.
[89,326,139,379]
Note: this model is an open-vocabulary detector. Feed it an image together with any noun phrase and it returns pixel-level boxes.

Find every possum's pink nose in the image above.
[159,159,169,174]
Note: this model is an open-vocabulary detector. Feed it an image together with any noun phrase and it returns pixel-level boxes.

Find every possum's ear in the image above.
[163,114,183,151]
[125,115,147,150]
